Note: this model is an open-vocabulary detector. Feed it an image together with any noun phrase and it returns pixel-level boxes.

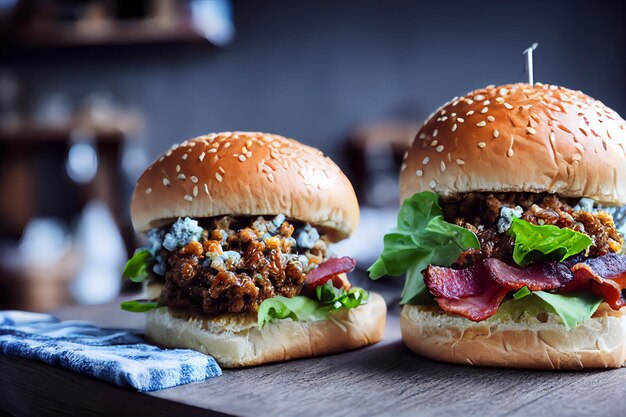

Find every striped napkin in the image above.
[0,310,221,391]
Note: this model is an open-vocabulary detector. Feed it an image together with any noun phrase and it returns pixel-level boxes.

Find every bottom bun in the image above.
[146,292,386,368]
[401,302,626,369]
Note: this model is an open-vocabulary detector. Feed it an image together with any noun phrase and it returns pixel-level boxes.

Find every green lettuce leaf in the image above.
[507,218,592,267]
[258,283,369,329]
[120,299,160,312]
[257,296,329,329]
[123,249,152,283]
[368,191,480,304]
[513,286,602,329]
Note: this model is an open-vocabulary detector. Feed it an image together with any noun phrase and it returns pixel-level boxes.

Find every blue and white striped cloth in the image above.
[0,310,221,391]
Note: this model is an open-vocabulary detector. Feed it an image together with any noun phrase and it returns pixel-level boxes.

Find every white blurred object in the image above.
[66,129,99,184]
[331,206,398,265]
[70,200,126,304]
[10,218,72,268]
[190,0,235,46]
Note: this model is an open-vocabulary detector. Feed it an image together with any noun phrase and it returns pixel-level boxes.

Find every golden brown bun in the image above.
[400,83,626,205]
[401,303,626,369]
[145,293,386,368]
[131,132,359,241]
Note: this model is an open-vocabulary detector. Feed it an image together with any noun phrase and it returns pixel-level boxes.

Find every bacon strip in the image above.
[483,258,572,291]
[425,263,509,321]
[425,259,572,321]
[423,263,487,300]
[303,256,356,293]
[567,254,626,310]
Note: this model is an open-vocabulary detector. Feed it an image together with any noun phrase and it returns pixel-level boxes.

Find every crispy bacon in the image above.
[426,263,510,321]
[425,259,572,321]
[483,258,572,291]
[423,263,487,300]
[567,254,626,309]
[303,256,355,293]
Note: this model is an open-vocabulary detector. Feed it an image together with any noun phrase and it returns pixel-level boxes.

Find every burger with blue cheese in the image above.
[371,84,626,369]
[123,131,386,367]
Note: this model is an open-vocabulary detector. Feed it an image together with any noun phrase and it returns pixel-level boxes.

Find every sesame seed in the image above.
[493,129,500,138]
[215,173,223,182]
[224,142,231,149]
[465,99,474,105]
[452,124,457,132]
[163,178,171,187]
[478,142,486,148]
[476,121,487,127]
[456,159,465,165]
[423,157,430,165]
[429,179,437,188]
[474,94,485,101]
[198,152,206,161]
[238,155,246,162]
[242,146,248,154]
[440,161,446,172]
[466,110,475,116]
[177,174,186,181]
[267,173,275,183]
[193,186,198,197]
[419,133,426,139]
[507,148,514,157]
[246,139,253,148]
[487,116,495,122]
[176,164,181,173]
[504,103,513,110]
[433,129,438,137]
[184,195,193,202]
[436,145,444,152]
[181,154,188,160]
[431,140,438,147]
[526,127,536,135]
[447,153,451,162]
[495,97,505,103]
[416,170,423,177]
[207,148,217,153]
[499,88,508,95]
[457,118,465,123]
[483,100,491,106]
[573,154,582,161]
[204,183,209,195]
[191,176,198,183]
[400,163,406,171]
[145,187,152,194]
[481,107,488,114]
[166,150,172,157]
[247,151,252,158]
[218,166,225,174]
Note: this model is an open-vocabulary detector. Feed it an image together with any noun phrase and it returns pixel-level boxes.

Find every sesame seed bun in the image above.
[400,83,626,205]
[401,303,626,369]
[145,292,386,368]
[130,132,359,240]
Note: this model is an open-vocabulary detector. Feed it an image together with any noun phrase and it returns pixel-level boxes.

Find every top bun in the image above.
[131,132,359,240]
[400,83,626,205]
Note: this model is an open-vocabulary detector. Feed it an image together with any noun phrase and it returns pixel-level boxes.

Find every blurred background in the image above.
[0,0,624,311]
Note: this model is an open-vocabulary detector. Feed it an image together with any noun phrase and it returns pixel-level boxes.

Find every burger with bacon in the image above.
[123,131,386,367]
[370,84,626,369]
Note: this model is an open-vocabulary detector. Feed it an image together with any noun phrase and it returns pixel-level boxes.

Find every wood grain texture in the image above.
[2,302,626,417]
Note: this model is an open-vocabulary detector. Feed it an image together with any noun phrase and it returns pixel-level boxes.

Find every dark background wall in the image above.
[6,0,626,172]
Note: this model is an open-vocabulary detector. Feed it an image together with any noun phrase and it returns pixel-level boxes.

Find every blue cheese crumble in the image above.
[496,205,523,234]
[162,217,203,251]
[295,224,320,249]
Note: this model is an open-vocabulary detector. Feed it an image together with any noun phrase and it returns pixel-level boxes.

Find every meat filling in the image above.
[443,193,623,268]
[158,216,328,314]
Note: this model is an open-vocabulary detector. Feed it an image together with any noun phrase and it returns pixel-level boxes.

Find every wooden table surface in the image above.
[2,301,626,417]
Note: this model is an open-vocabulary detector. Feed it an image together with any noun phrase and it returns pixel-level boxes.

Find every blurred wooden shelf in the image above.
[6,19,216,50]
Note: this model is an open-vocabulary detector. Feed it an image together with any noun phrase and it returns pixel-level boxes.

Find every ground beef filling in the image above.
[162,216,328,314]
[443,193,623,268]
